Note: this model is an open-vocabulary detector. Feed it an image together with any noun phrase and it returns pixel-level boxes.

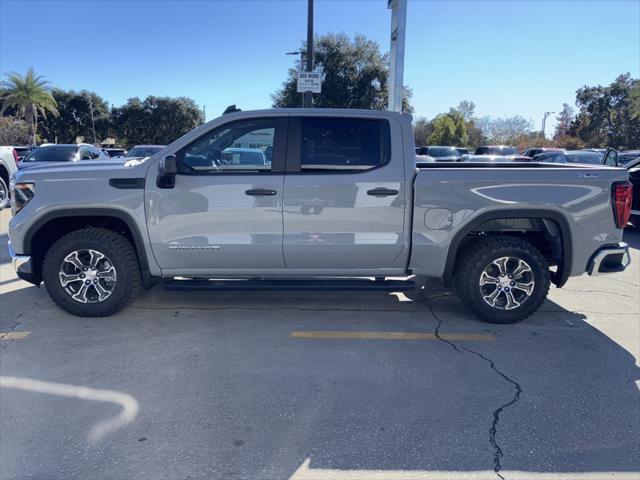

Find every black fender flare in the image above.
[442,209,572,288]
[23,208,157,289]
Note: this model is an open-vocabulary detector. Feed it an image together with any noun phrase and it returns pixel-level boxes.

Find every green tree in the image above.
[0,116,30,145]
[1,68,58,144]
[428,111,468,146]
[113,96,204,146]
[272,33,412,111]
[574,73,640,148]
[413,117,433,147]
[40,89,112,144]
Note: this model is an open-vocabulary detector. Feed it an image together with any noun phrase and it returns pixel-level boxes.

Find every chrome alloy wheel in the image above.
[479,256,535,310]
[59,249,117,303]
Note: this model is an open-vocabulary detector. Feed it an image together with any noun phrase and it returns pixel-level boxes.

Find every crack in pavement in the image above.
[428,303,522,480]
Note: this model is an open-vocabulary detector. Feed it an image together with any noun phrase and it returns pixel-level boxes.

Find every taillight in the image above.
[612,182,633,228]
[12,148,19,166]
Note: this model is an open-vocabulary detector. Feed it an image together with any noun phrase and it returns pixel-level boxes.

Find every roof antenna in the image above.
[223,105,241,115]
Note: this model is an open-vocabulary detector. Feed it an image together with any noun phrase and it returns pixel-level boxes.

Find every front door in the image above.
[146,116,288,275]
[282,115,408,272]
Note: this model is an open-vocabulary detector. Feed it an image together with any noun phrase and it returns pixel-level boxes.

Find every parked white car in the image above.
[18,144,110,171]
[0,146,32,208]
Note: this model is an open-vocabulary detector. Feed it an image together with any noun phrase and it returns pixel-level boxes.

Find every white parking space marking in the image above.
[290,457,640,480]
[0,376,139,444]
[0,331,31,340]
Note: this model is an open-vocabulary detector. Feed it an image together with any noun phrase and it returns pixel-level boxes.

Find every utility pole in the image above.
[541,111,554,138]
[388,0,407,112]
[304,0,314,108]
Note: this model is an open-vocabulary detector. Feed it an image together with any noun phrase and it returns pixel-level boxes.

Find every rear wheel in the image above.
[455,236,550,324]
[0,176,8,209]
[42,228,140,317]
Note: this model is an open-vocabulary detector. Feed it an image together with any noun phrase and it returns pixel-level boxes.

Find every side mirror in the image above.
[159,154,177,174]
[157,154,177,188]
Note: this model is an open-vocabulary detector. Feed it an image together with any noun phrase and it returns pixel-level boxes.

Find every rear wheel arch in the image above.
[443,210,572,288]
[24,209,156,289]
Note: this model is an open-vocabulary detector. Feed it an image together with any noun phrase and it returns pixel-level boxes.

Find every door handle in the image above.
[367,188,399,197]
[245,188,277,196]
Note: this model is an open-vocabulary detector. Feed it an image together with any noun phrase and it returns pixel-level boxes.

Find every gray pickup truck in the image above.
[8,109,633,323]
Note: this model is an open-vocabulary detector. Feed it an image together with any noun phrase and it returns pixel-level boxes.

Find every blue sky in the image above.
[1,0,639,133]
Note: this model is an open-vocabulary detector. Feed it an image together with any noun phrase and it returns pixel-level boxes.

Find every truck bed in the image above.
[409,163,629,281]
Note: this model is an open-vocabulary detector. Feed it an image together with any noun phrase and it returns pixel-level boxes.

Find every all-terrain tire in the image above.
[42,228,140,317]
[0,176,9,209]
[455,236,550,324]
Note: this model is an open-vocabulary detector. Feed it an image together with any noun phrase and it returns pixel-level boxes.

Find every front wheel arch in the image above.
[24,210,157,289]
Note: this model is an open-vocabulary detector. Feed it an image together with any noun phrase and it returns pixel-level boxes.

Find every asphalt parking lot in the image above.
[0,208,638,480]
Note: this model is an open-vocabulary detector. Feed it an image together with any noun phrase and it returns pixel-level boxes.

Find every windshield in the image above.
[23,146,77,162]
[475,146,518,155]
[126,147,163,158]
[564,152,603,164]
[428,147,458,157]
[107,149,126,157]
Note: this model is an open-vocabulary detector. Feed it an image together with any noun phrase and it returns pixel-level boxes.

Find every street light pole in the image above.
[541,111,554,138]
[304,0,314,108]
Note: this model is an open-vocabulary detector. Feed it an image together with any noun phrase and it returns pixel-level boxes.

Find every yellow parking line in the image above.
[0,331,31,340]
[291,331,494,341]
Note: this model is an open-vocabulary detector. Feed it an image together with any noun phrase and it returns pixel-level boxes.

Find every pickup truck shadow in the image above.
[1,280,638,479]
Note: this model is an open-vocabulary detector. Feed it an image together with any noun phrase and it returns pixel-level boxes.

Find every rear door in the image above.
[282,115,408,272]
[146,116,288,274]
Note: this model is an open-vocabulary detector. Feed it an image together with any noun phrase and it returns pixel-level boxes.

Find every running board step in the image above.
[163,278,416,292]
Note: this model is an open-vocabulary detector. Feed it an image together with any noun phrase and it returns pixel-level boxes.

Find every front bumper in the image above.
[587,242,631,276]
[8,240,38,285]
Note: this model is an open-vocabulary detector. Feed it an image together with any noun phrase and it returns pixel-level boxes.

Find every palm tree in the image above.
[1,68,58,144]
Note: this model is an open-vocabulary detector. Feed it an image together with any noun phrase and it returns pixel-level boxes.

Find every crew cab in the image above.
[8,109,633,323]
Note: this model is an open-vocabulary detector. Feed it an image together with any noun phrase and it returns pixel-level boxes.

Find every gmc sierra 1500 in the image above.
[8,109,632,323]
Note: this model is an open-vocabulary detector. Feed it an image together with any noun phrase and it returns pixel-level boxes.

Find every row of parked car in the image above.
[0,143,166,208]
[415,144,640,226]
[415,145,638,164]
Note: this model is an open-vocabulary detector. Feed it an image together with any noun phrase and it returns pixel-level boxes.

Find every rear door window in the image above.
[298,117,391,172]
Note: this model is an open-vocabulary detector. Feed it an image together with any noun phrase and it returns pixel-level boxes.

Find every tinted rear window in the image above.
[564,152,603,164]
[300,117,391,171]
[14,148,32,157]
[23,147,77,162]
[428,147,458,157]
[475,146,518,155]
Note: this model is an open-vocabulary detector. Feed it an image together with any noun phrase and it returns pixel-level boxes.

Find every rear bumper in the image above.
[587,242,630,276]
[8,240,38,285]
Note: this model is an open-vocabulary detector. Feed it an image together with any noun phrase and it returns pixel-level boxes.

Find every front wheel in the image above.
[455,236,550,324]
[42,228,141,317]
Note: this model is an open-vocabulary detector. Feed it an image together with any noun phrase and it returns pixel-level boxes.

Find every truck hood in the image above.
[13,157,152,182]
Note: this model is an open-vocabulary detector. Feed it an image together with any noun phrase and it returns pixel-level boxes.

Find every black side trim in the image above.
[442,209,572,288]
[109,178,145,189]
[24,208,156,289]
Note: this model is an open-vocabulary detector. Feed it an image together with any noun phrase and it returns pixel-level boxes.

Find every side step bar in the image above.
[163,278,416,292]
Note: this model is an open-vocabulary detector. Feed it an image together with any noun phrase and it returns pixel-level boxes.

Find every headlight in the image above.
[11,182,35,215]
